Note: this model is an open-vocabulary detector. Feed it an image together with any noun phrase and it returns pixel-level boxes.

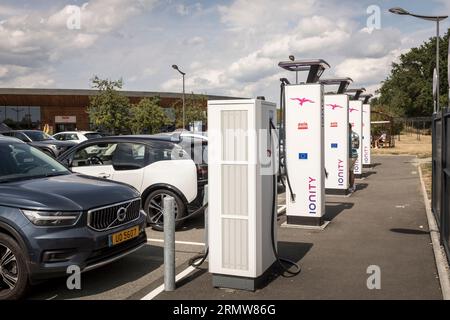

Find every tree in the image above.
[375,30,449,118]
[130,97,171,134]
[87,76,131,134]
[173,94,207,129]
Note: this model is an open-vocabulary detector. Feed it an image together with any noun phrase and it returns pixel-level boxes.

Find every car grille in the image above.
[88,198,141,231]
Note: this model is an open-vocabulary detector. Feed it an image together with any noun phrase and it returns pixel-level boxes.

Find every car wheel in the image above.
[0,234,29,300]
[144,189,187,231]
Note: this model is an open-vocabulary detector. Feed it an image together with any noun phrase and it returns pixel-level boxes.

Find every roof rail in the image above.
[319,77,353,94]
[278,59,331,83]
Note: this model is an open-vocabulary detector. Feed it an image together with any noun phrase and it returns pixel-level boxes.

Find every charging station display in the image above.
[285,84,325,226]
[362,104,371,166]
[324,94,349,193]
[207,99,277,291]
[349,100,363,176]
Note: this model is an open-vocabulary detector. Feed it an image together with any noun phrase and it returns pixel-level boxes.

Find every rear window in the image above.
[84,133,103,140]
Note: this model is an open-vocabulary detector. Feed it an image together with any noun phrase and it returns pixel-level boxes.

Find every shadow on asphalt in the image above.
[354,183,368,191]
[324,202,354,222]
[363,171,377,179]
[28,245,164,300]
[390,228,430,235]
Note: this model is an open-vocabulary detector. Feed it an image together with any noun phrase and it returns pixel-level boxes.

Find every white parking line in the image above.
[140,266,197,300]
[147,238,205,246]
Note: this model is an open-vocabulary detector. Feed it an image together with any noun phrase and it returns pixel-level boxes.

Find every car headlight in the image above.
[21,210,81,227]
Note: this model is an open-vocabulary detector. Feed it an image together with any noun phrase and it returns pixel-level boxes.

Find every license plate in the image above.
[109,226,140,246]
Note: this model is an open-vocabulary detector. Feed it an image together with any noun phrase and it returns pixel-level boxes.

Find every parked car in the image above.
[153,131,208,188]
[53,131,103,143]
[1,130,76,158]
[58,136,198,231]
[0,136,147,299]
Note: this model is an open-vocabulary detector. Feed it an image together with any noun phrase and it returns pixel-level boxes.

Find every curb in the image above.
[418,163,450,300]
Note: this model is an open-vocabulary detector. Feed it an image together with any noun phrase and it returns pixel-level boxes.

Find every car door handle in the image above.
[98,173,111,178]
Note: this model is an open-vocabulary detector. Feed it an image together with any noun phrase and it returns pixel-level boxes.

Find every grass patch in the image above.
[372,134,432,158]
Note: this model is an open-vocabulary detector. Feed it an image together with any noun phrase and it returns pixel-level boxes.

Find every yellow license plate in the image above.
[109,226,140,246]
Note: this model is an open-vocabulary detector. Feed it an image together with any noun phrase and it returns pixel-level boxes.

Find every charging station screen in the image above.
[285,84,325,219]
[349,100,363,175]
[324,94,349,190]
[362,104,371,165]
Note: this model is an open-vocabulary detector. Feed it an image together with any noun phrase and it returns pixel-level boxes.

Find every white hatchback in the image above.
[58,136,199,230]
[53,131,103,143]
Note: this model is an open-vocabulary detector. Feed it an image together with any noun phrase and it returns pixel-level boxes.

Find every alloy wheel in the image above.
[148,192,180,225]
[0,244,18,292]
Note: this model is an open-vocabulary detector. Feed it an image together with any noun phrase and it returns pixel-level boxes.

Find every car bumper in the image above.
[24,213,147,283]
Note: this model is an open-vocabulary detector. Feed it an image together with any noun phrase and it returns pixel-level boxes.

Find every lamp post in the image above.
[389,7,448,113]
[172,64,186,130]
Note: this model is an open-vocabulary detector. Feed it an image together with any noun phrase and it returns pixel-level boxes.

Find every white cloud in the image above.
[0,0,157,87]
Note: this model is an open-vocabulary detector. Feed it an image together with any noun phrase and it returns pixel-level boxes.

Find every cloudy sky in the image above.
[0,0,449,102]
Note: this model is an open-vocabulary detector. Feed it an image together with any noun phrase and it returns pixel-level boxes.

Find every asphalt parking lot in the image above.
[28,155,442,300]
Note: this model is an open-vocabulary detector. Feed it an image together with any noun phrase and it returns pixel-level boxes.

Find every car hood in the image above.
[0,174,140,211]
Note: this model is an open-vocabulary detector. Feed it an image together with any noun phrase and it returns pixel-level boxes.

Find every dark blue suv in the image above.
[0,136,147,299]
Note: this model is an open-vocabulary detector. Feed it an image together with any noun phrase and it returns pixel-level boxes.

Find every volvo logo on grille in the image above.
[117,207,127,222]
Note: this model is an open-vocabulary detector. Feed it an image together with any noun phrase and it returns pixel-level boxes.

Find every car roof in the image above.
[54,131,97,135]
[0,135,24,143]
[76,135,180,146]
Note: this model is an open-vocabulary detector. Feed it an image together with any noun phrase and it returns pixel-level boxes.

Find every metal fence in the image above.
[432,109,450,263]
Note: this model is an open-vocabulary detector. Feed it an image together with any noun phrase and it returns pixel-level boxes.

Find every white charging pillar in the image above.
[324,94,350,194]
[362,103,371,166]
[207,99,277,291]
[349,100,363,178]
[285,83,326,226]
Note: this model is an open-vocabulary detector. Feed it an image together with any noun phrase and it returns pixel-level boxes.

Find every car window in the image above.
[23,131,54,141]
[67,133,79,141]
[84,133,102,140]
[0,143,69,182]
[112,143,148,170]
[14,132,30,142]
[54,134,65,141]
[71,143,118,167]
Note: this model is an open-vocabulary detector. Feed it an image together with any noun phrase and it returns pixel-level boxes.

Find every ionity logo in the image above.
[349,107,359,113]
[330,122,338,127]
[298,122,308,130]
[291,98,315,107]
[308,177,317,214]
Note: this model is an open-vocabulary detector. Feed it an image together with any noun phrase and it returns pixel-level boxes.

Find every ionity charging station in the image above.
[278,59,330,227]
[360,94,373,167]
[207,98,279,291]
[347,88,366,179]
[320,78,353,195]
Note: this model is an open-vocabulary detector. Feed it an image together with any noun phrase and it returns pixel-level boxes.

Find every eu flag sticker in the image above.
[331,143,338,148]
[298,153,308,160]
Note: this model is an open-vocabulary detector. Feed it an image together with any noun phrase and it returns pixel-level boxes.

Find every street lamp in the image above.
[172,64,186,130]
[389,7,448,113]
[289,55,298,84]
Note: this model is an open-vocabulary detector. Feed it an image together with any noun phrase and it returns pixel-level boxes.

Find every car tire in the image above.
[144,189,187,231]
[0,233,29,300]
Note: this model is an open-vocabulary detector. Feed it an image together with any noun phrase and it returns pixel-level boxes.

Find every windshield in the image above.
[24,131,54,141]
[0,142,69,183]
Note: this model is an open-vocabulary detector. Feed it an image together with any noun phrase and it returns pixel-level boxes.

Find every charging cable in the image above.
[269,119,301,276]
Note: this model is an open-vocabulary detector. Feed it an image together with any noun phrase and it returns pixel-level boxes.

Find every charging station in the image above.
[207,98,277,291]
[321,78,352,195]
[278,59,330,227]
[347,88,365,179]
[361,94,373,167]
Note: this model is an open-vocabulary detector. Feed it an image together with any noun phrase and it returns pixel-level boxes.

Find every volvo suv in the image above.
[0,136,147,299]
